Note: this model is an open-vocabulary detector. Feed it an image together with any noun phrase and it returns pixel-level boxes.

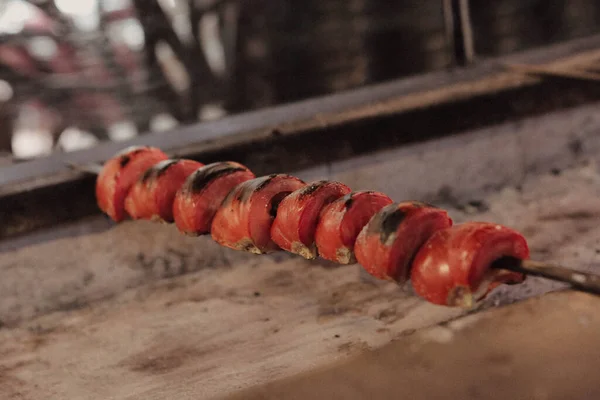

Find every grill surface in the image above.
[2,129,600,398]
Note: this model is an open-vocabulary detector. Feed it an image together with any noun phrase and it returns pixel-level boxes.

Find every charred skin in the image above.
[124,159,203,223]
[211,174,306,254]
[354,202,453,282]
[96,146,168,222]
[173,161,255,235]
[315,191,393,264]
[410,222,529,308]
[271,181,351,259]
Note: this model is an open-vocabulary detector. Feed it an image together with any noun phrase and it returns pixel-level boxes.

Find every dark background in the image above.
[1,0,599,160]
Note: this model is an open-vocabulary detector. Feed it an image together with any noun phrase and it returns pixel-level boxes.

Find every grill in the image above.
[2,3,600,399]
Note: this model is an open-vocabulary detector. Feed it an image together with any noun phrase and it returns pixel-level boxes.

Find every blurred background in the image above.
[1,0,600,161]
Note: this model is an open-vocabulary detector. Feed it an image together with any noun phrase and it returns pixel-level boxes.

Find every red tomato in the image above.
[354,202,453,282]
[124,159,204,223]
[123,167,156,221]
[173,162,255,235]
[96,146,168,222]
[211,174,305,254]
[315,191,393,264]
[411,222,529,308]
[270,180,351,259]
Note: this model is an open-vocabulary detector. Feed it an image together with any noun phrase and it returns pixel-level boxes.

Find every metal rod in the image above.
[456,0,475,64]
[492,257,600,295]
[443,0,475,66]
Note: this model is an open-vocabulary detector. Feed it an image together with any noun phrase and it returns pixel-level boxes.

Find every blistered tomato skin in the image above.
[270,181,351,259]
[314,191,393,264]
[410,222,529,308]
[354,202,453,282]
[125,159,204,223]
[96,146,168,222]
[173,161,255,235]
[211,174,306,254]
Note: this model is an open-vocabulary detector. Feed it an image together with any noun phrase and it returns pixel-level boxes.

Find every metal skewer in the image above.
[492,257,600,295]
[70,161,600,296]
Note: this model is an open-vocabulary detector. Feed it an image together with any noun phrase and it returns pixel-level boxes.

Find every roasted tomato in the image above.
[354,202,452,282]
[124,159,203,222]
[211,174,306,254]
[173,161,255,235]
[96,146,168,222]
[410,222,529,308]
[315,191,393,264]
[270,180,351,259]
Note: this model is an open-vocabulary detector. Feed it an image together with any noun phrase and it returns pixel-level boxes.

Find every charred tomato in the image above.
[173,161,255,235]
[124,159,203,222]
[410,222,529,308]
[211,174,306,254]
[271,180,351,259]
[354,202,453,282]
[96,146,168,222]
[315,191,393,264]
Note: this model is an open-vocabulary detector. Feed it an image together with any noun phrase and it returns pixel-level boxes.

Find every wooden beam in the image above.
[4,32,600,192]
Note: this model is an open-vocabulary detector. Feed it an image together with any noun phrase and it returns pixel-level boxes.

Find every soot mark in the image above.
[235,177,264,203]
[233,185,249,203]
[119,155,130,168]
[117,146,149,167]
[140,167,154,182]
[254,174,277,192]
[235,174,279,203]
[154,159,179,177]
[141,159,178,182]
[124,346,208,374]
[269,191,291,218]
[368,204,407,244]
[343,193,355,209]
[568,138,583,156]
[189,162,246,193]
[298,180,327,199]
[345,190,375,209]
[379,209,407,244]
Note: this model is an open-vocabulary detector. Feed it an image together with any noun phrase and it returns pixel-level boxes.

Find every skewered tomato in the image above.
[173,161,255,235]
[271,180,351,259]
[211,174,305,254]
[411,222,528,308]
[96,146,168,222]
[315,191,393,264]
[124,159,203,222]
[354,202,452,282]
